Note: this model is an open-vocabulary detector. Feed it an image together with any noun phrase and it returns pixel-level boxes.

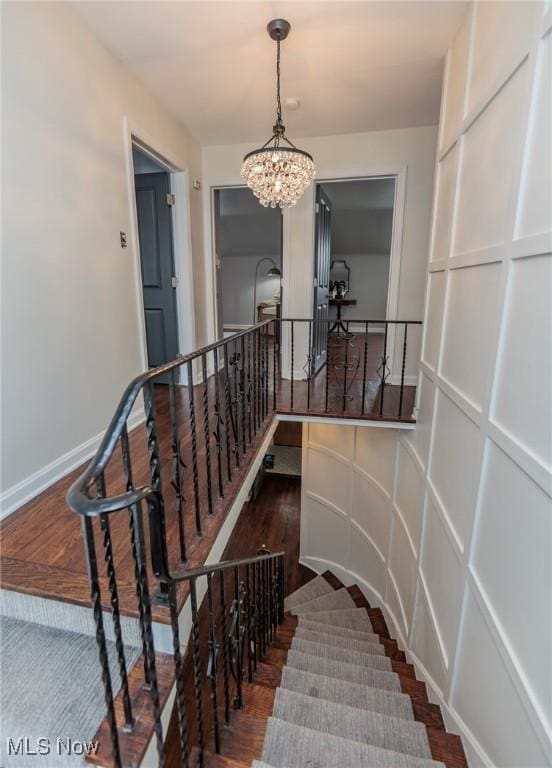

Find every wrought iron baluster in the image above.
[206,573,220,753]
[96,473,134,732]
[218,570,231,724]
[379,324,389,417]
[259,328,265,423]
[251,560,258,668]
[247,331,252,445]
[212,347,224,499]
[342,322,349,412]
[168,368,187,563]
[240,335,247,454]
[82,516,122,768]
[252,328,258,436]
[232,338,240,456]
[201,353,213,516]
[307,320,313,411]
[168,581,190,767]
[264,556,270,648]
[290,320,295,412]
[245,564,253,683]
[278,554,285,624]
[222,343,233,481]
[264,325,270,419]
[229,566,243,708]
[189,579,205,765]
[361,321,369,415]
[399,323,408,419]
[273,320,278,412]
[120,425,151,687]
[187,360,202,536]
[325,320,330,413]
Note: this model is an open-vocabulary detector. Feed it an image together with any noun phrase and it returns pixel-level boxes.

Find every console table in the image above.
[329,298,357,336]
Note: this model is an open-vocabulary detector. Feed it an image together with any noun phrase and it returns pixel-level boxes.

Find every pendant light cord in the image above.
[276,38,282,130]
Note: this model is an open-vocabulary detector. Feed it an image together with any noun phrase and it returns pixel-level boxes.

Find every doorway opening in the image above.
[213,187,283,339]
[132,146,179,371]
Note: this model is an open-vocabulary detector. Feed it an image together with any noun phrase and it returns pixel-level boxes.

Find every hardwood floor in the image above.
[277,332,416,422]
[0,381,276,622]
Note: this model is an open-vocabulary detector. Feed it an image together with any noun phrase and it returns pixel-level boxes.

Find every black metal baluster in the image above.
[168,580,190,767]
[168,368,187,563]
[233,566,243,708]
[278,555,285,624]
[245,564,253,683]
[251,561,258,668]
[264,326,269,420]
[342,322,350,412]
[96,473,134,732]
[247,331,252,445]
[273,320,278,412]
[120,426,150,687]
[398,323,408,419]
[187,360,202,536]
[222,343,233,481]
[259,328,265,423]
[361,321,369,415]
[267,557,273,642]
[206,573,220,753]
[307,320,313,411]
[252,329,258,436]
[201,353,213,516]
[144,381,171,603]
[233,338,240,455]
[325,320,330,413]
[212,347,224,499]
[189,578,205,766]
[379,323,389,417]
[82,516,122,768]
[218,570,231,724]
[290,320,295,412]
[240,335,247,454]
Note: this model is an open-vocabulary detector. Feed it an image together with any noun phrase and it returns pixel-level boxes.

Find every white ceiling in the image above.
[70,1,467,146]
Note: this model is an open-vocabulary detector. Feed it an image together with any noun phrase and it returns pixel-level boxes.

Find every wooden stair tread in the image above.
[190,747,250,768]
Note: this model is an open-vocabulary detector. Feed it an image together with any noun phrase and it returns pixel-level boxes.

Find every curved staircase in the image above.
[199,571,467,768]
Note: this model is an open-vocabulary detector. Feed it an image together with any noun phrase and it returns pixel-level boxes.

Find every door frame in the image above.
[314,169,407,382]
[123,116,196,384]
[206,181,283,340]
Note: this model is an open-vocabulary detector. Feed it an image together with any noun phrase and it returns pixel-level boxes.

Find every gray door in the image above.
[135,172,179,369]
[312,186,332,373]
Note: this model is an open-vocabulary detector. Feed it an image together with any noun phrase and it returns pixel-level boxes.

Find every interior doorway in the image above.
[213,187,282,339]
[132,146,179,370]
[315,177,397,331]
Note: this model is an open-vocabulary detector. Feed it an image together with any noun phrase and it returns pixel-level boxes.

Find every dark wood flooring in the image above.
[277,333,416,422]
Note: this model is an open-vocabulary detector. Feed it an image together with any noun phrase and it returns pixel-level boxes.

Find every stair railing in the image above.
[66,320,278,768]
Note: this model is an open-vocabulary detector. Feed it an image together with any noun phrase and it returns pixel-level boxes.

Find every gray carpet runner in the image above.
[283,575,333,611]
[297,607,373,630]
[290,586,356,615]
[256,575,446,768]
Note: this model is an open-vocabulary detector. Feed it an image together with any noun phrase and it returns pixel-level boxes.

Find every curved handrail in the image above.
[66,320,273,518]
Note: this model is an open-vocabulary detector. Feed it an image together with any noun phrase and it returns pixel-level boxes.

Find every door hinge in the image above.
[314,277,318,288]
[171,275,178,288]
[166,193,176,207]
[315,202,320,214]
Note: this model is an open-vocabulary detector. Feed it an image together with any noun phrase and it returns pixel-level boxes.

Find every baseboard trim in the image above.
[299,554,494,768]
[387,374,418,387]
[0,407,146,520]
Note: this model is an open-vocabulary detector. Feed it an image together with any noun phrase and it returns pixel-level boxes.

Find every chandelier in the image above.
[241,19,316,208]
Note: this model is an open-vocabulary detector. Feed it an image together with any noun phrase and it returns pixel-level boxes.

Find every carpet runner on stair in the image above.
[256,575,446,768]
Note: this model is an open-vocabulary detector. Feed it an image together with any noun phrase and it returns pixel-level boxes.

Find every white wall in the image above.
[329,253,390,322]
[221,255,281,327]
[1,2,204,509]
[301,4,552,767]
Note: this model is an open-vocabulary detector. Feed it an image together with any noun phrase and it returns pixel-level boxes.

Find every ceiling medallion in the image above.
[241,19,316,208]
